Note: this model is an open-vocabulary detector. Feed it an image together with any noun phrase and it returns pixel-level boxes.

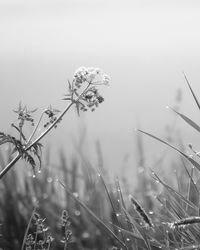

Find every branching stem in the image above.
[0,83,90,180]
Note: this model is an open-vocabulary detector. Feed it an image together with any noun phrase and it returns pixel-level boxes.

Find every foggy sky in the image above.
[1,0,200,176]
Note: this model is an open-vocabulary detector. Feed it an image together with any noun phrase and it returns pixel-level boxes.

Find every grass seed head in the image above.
[129,195,154,228]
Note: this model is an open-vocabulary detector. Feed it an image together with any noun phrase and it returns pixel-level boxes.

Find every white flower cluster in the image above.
[73,66,110,88]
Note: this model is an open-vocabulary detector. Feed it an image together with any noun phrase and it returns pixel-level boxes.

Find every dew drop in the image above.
[126,238,130,242]
[32,197,37,203]
[74,210,81,216]
[38,170,41,174]
[47,177,53,183]
[148,211,154,215]
[73,192,79,198]
[32,174,36,178]
[82,232,90,239]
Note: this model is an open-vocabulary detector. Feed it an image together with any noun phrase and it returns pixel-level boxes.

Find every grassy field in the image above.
[1,68,200,250]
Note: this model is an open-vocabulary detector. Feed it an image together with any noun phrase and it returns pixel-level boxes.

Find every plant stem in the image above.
[33,231,38,250]
[27,110,46,144]
[64,242,68,250]
[0,83,90,180]
[21,206,37,250]
[0,153,21,179]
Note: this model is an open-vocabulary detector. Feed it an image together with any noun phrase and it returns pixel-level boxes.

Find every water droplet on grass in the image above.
[73,192,79,198]
[74,210,81,216]
[82,232,90,239]
[47,177,53,183]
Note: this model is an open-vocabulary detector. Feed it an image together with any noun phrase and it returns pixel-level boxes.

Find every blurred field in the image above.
[1,111,200,250]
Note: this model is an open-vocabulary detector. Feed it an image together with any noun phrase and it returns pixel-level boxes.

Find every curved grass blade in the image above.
[169,107,200,133]
[98,172,126,244]
[111,224,164,250]
[120,208,152,250]
[151,170,198,211]
[183,72,200,111]
[58,180,128,250]
[137,129,200,172]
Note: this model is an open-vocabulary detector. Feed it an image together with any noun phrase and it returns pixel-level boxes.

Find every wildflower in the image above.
[77,87,104,112]
[13,102,37,128]
[73,66,110,87]
[60,210,73,246]
[44,105,60,128]
[25,234,35,250]
[102,74,110,85]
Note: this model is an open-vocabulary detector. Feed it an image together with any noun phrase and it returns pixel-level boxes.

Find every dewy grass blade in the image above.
[183,71,200,111]
[98,172,126,244]
[151,170,198,211]
[169,107,200,133]
[111,224,165,250]
[58,180,128,250]
[137,129,200,172]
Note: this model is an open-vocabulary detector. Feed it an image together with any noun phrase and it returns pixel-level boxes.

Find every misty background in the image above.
[1,0,200,178]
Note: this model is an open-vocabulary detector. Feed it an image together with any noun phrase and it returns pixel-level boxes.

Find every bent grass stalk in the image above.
[0,83,90,179]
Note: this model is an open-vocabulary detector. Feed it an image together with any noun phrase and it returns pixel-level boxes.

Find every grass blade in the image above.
[137,129,200,172]
[151,170,198,211]
[58,179,128,250]
[98,172,126,244]
[169,106,200,133]
[183,72,200,111]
